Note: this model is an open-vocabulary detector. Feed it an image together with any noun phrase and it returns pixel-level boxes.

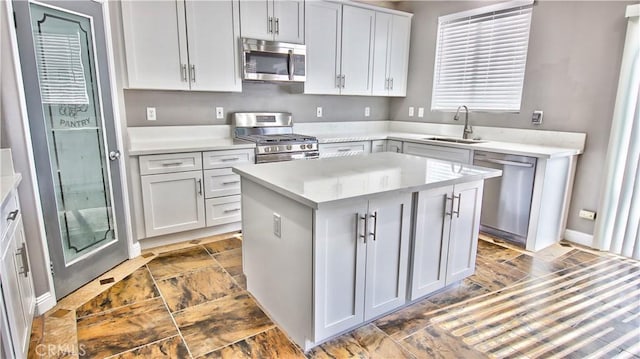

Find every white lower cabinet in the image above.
[403,142,472,164]
[410,180,483,300]
[1,190,35,359]
[319,141,372,158]
[387,140,402,153]
[141,171,206,237]
[314,192,411,341]
[205,195,241,227]
[371,140,387,153]
[203,168,241,198]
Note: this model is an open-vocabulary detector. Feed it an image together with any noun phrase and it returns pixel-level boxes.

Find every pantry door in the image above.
[13,0,129,299]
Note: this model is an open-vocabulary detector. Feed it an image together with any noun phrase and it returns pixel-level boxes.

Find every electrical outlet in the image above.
[532,110,544,125]
[408,107,415,117]
[579,209,596,221]
[146,107,156,121]
[215,107,224,119]
[364,107,370,117]
[418,107,425,118]
[316,107,323,117]
[273,213,281,237]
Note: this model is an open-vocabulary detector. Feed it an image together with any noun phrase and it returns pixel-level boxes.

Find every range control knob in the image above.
[307,144,314,149]
[286,145,292,150]
[299,144,305,150]
[265,147,271,153]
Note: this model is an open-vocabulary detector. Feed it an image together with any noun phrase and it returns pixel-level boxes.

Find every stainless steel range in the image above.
[233,112,319,163]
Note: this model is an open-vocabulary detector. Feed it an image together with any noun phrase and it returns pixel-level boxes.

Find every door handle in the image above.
[390,78,394,90]
[7,209,19,222]
[445,195,453,217]
[224,208,241,213]
[222,180,240,185]
[190,64,196,83]
[196,179,202,195]
[341,75,346,88]
[268,17,273,33]
[336,75,341,88]
[452,193,461,218]
[275,17,280,35]
[288,50,294,81]
[108,150,121,161]
[356,213,367,243]
[16,243,29,277]
[181,64,188,82]
[221,157,240,162]
[369,211,378,241]
[477,158,535,168]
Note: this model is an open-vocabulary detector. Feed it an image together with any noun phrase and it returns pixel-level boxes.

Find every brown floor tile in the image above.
[108,336,189,358]
[502,253,572,278]
[233,274,247,290]
[476,239,521,262]
[374,298,441,339]
[42,308,79,358]
[147,246,217,280]
[466,256,530,291]
[174,293,274,357]
[76,267,159,318]
[426,279,490,309]
[401,324,486,359]
[214,248,243,277]
[202,327,305,358]
[203,237,242,255]
[308,324,415,358]
[77,298,177,358]
[27,315,44,359]
[560,249,611,267]
[156,265,241,312]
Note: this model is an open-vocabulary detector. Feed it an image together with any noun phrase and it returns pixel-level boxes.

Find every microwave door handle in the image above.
[288,50,294,81]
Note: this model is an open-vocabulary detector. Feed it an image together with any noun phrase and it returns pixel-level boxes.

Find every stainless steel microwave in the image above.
[242,38,306,82]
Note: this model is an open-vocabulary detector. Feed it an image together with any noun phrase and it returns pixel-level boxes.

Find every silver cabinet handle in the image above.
[224,208,241,213]
[385,78,389,90]
[268,17,273,33]
[369,211,378,241]
[109,150,121,161]
[161,162,183,167]
[477,158,535,168]
[275,17,280,34]
[7,209,19,222]
[181,64,188,82]
[288,49,294,81]
[337,148,351,152]
[356,213,367,243]
[16,243,29,277]
[221,157,240,162]
[196,179,202,195]
[190,64,196,83]
[390,78,394,90]
[341,75,346,88]
[445,195,453,217]
[222,180,240,185]
[452,193,461,218]
[336,75,341,88]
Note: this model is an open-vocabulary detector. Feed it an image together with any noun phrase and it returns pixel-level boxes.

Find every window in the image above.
[431,0,533,112]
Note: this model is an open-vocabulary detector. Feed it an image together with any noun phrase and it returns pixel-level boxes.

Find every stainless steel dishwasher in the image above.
[473,151,537,245]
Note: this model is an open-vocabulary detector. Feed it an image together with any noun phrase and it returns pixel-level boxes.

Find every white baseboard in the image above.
[35,292,56,315]
[128,241,141,259]
[563,229,594,248]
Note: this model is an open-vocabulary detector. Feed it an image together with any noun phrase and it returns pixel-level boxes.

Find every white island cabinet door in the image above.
[185,1,241,92]
[364,192,411,320]
[446,180,483,284]
[273,0,305,44]
[340,6,375,95]
[239,0,273,41]
[410,185,452,300]
[141,171,206,237]
[304,1,341,95]
[314,201,368,341]
[121,0,189,90]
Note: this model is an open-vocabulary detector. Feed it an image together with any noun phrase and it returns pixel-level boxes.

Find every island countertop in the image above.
[232,152,501,209]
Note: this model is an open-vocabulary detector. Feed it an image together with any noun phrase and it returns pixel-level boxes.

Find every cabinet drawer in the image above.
[319,141,372,158]
[387,140,403,153]
[1,192,19,242]
[139,152,202,175]
[204,169,241,198]
[403,142,471,164]
[202,149,254,169]
[371,140,387,153]
[206,195,241,226]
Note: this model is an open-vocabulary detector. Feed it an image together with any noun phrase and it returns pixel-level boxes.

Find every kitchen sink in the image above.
[423,137,487,144]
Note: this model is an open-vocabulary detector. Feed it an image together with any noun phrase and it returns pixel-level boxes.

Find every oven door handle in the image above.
[288,50,294,81]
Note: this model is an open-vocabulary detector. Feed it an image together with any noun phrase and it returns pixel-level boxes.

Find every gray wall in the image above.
[391,0,632,235]
[124,84,390,126]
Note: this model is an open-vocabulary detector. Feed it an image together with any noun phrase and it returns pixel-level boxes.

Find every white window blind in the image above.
[431,1,533,112]
[35,32,89,105]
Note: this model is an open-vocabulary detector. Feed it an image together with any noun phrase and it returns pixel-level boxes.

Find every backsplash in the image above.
[124,82,391,127]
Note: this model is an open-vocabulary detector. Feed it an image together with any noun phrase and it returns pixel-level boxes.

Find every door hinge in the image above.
[50,262,55,278]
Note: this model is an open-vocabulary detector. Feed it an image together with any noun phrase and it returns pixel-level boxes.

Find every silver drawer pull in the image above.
[224,208,241,213]
[478,158,535,168]
[16,243,29,277]
[337,148,352,152]
[162,162,183,166]
[7,209,19,221]
[222,180,240,185]
[221,157,240,162]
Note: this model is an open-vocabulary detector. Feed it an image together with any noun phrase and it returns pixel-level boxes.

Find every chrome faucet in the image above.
[453,105,473,139]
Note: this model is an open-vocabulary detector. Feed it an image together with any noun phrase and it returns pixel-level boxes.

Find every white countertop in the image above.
[1,174,22,206]
[233,152,501,209]
[128,138,255,156]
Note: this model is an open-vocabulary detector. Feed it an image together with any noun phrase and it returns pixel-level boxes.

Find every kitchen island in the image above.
[232,152,501,350]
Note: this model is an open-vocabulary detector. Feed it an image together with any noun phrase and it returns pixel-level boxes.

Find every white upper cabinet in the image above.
[121,0,241,92]
[304,1,341,95]
[372,13,411,96]
[305,2,411,96]
[240,0,304,44]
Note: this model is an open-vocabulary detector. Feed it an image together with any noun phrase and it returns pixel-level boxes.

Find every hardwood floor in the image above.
[27,233,640,358]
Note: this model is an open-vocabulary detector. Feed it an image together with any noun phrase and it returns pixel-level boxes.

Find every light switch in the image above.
[146,107,156,121]
[418,107,425,118]
[364,107,370,117]
[409,107,415,117]
[316,107,323,117]
[216,107,224,119]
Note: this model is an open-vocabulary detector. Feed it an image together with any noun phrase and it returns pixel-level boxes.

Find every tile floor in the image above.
[27,232,639,358]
